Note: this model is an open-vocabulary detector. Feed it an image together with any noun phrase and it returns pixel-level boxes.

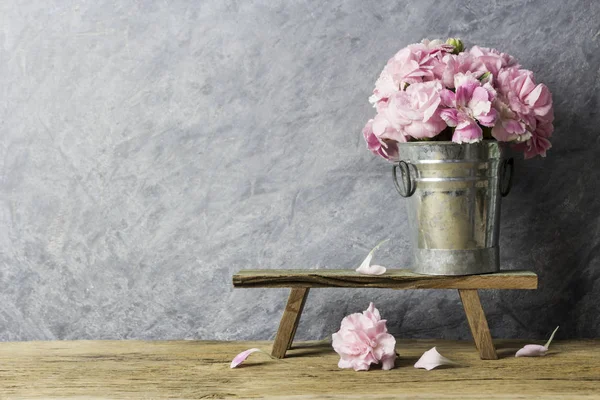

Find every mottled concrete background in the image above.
[0,1,599,342]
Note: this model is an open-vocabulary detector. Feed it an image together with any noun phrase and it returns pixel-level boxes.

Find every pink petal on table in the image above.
[230,348,262,368]
[515,344,548,357]
[515,326,560,358]
[414,347,458,370]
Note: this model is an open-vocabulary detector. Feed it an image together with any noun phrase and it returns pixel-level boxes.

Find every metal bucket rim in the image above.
[397,140,500,147]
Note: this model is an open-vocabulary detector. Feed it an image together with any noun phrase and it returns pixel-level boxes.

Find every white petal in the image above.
[515,326,560,357]
[414,347,458,370]
[515,344,548,357]
[357,253,373,272]
[356,264,387,276]
[356,239,389,274]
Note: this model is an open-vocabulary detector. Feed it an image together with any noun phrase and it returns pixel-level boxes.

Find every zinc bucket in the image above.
[393,141,513,275]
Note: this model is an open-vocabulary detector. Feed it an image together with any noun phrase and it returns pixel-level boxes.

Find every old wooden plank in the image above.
[233,269,538,289]
[272,287,310,358]
[0,339,598,399]
[459,289,498,360]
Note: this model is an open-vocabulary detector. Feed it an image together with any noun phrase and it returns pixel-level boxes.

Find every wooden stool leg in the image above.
[458,289,498,360]
[271,288,310,359]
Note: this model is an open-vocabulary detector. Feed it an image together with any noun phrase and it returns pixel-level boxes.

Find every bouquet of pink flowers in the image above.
[363,38,554,160]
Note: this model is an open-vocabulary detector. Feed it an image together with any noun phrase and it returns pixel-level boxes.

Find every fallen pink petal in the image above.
[515,326,559,357]
[230,348,262,368]
[356,239,389,275]
[414,347,458,370]
[515,344,548,357]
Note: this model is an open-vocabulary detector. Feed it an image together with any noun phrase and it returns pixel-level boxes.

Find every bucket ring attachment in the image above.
[392,160,416,198]
[394,157,514,198]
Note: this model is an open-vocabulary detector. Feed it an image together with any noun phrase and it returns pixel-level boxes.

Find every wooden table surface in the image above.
[0,339,599,399]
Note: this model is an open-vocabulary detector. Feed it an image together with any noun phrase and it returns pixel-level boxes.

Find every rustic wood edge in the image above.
[459,289,498,360]
[232,269,538,290]
[271,288,310,358]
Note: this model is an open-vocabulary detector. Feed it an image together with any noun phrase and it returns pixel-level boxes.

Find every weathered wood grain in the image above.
[272,287,310,358]
[233,269,538,289]
[0,339,598,399]
[459,289,498,360]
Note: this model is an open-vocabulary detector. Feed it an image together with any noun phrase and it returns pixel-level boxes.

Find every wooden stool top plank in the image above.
[233,269,537,290]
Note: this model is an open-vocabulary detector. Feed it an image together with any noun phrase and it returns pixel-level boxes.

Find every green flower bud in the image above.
[479,71,491,82]
[446,38,464,54]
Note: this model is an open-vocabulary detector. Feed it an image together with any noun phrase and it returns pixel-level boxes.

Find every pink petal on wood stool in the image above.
[356,239,389,275]
[356,264,387,275]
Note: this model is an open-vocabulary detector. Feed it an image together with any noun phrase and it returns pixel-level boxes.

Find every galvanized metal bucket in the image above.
[393,141,513,275]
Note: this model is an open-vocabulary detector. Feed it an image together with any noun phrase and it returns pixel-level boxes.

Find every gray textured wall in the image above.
[1,0,599,342]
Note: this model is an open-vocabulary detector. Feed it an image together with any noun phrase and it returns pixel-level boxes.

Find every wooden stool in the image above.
[232,269,537,360]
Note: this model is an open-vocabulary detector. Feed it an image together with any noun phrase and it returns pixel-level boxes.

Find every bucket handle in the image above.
[500,157,514,197]
[392,160,416,198]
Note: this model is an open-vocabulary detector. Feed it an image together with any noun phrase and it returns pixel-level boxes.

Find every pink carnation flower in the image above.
[469,46,519,79]
[362,39,554,159]
[362,119,399,161]
[332,303,397,371]
[376,81,447,140]
[513,120,553,159]
[496,67,554,126]
[440,52,486,88]
[369,39,452,104]
[491,100,529,142]
[495,67,554,156]
[371,102,408,144]
[440,73,497,143]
